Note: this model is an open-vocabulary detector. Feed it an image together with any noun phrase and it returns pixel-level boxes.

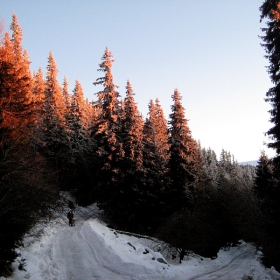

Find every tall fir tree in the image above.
[0,13,35,184]
[68,80,89,149]
[32,68,45,128]
[167,89,200,211]
[143,100,168,187]
[41,51,69,181]
[260,1,280,163]
[62,77,71,122]
[0,14,34,135]
[0,13,35,163]
[154,98,170,162]
[115,80,147,229]
[30,67,46,150]
[142,99,170,229]
[91,47,124,211]
[254,152,277,221]
[123,80,144,174]
[0,15,60,274]
[44,52,66,125]
[71,80,88,129]
[260,1,280,250]
[64,80,92,193]
[253,150,280,269]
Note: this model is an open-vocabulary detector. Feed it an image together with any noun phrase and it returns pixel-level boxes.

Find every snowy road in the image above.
[48,221,132,280]
[4,206,280,280]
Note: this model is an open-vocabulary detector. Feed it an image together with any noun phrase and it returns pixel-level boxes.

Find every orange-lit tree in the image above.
[91,48,124,209]
[154,98,170,162]
[32,68,46,129]
[142,99,170,227]
[143,100,166,188]
[0,14,34,137]
[62,77,71,122]
[64,80,92,193]
[0,14,35,168]
[41,51,69,182]
[0,16,35,273]
[122,80,143,175]
[0,15,61,275]
[118,80,146,229]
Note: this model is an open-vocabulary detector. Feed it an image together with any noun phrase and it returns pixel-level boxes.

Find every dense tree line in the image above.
[1,9,280,276]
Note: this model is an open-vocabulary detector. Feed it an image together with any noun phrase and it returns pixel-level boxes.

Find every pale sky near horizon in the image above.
[0,0,275,162]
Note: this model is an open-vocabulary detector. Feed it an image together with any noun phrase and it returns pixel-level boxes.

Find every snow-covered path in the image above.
[188,247,256,280]
[3,206,280,280]
[48,220,130,280]
[49,219,170,280]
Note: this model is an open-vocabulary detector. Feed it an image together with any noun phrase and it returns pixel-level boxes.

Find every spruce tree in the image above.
[260,1,280,156]
[44,51,66,125]
[32,68,45,127]
[30,68,46,150]
[167,89,200,211]
[0,16,35,174]
[41,51,69,181]
[254,152,277,218]
[118,80,146,229]
[143,100,168,181]
[143,99,168,191]
[0,15,34,134]
[72,80,89,129]
[62,77,71,122]
[154,98,170,162]
[123,80,144,174]
[0,15,60,274]
[69,80,89,148]
[91,48,124,213]
[65,80,91,193]
[142,100,169,229]
[260,1,280,251]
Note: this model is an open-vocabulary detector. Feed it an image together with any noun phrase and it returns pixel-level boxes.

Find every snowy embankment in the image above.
[2,204,280,280]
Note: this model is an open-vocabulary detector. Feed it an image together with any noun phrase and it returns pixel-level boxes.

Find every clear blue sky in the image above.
[0,0,274,162]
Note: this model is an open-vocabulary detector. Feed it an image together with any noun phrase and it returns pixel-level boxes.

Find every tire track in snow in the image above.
[54,220,112,279]
[51,219,134,280]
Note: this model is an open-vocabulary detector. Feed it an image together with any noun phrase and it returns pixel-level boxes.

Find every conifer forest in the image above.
[1,2,280,276]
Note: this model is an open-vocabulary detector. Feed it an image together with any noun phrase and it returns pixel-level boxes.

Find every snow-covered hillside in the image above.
[2,204,280,280]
